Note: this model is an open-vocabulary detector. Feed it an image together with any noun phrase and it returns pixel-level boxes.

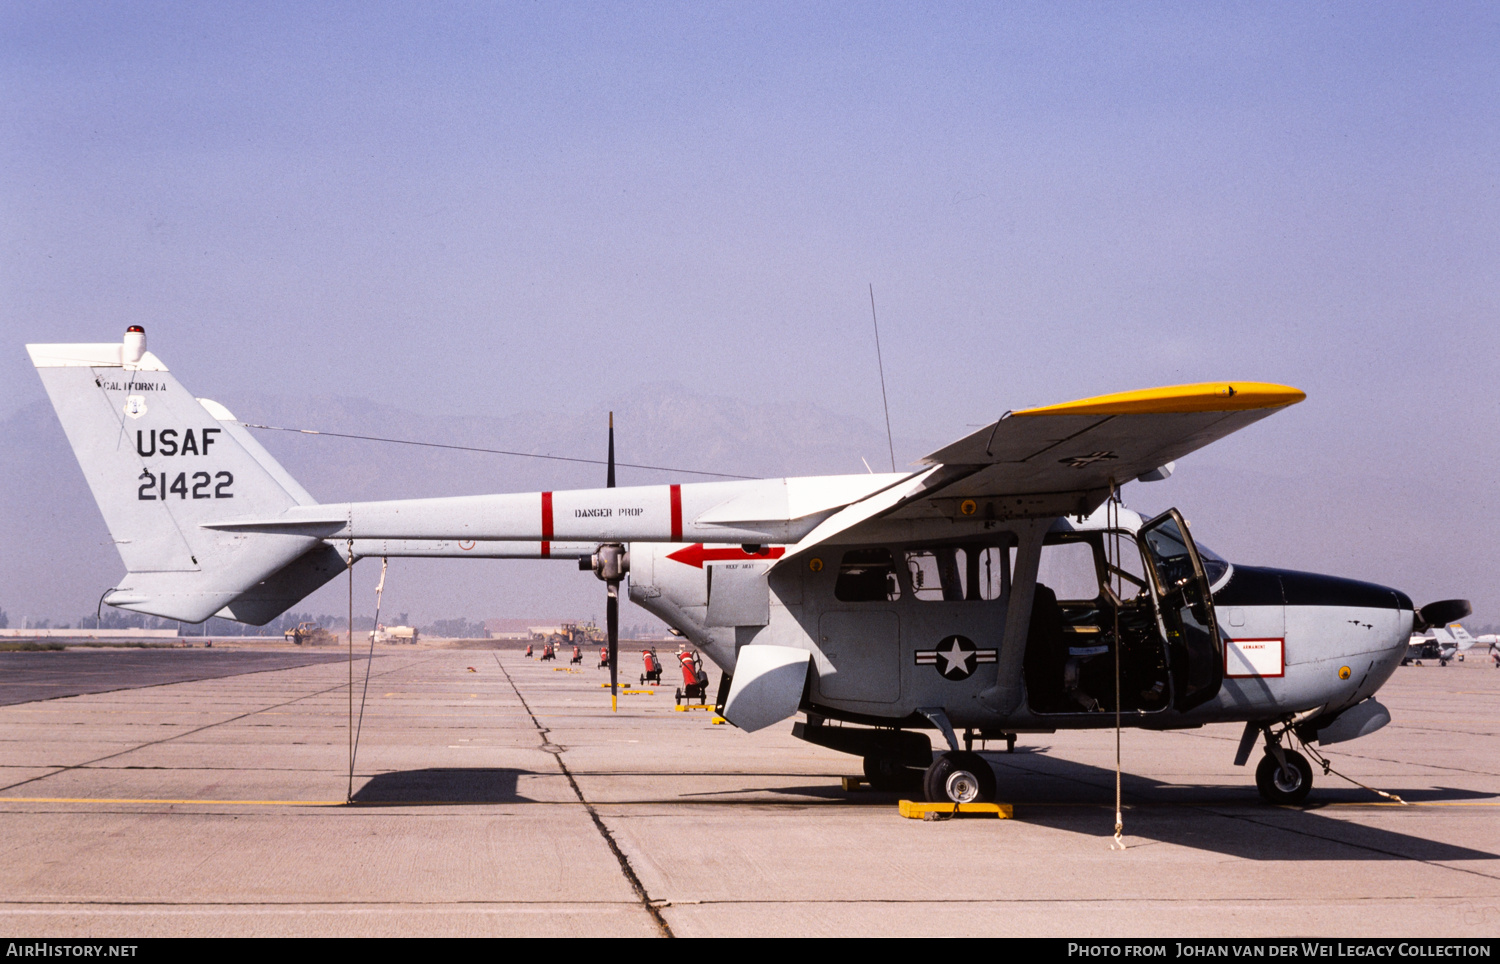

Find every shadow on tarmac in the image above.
[351,768,527,804]
[677,749,1500,863]
[347,756,1497,863]
[983,751,1500,862]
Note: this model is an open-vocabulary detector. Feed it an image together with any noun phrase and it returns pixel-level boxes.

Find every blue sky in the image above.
[4,3,1499,622]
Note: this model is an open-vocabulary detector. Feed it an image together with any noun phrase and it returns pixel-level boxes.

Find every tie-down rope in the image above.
[1294,731,1408,805]
[1109,485,1126,850]
[345,551,389,802]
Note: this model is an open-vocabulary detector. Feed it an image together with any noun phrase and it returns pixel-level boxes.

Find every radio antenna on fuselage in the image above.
[869,283,897,473]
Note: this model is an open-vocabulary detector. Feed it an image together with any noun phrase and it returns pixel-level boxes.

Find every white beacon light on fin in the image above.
[123,325,147,365]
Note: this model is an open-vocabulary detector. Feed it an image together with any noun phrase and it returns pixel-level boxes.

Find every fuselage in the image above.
[626,504,1413,733]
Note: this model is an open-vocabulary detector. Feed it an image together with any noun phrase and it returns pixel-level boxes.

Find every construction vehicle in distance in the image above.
[370,625,420,644]
[555,621,605,646]
[284,621,335,646]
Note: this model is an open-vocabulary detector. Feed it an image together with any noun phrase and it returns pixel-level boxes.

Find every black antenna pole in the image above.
[869,283,897,472]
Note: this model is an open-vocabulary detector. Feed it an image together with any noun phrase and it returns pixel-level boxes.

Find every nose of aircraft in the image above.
[1218,565,1416,702]
[1269,568,1413,616]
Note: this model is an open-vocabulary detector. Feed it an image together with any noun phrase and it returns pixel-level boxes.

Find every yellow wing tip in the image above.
[1013,382,1306,417]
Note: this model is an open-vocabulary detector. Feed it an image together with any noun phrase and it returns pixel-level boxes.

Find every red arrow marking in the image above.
[666,544,786,568]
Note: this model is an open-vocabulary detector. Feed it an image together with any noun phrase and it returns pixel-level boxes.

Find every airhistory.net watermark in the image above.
[5,946,137,958]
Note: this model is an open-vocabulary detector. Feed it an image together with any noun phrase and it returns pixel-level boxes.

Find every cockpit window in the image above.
[834,548,901,602]
[1140,516,1198,590]
[1195,541,1231,586]
[1037,541,1104,602]
[1100,531,1151,601]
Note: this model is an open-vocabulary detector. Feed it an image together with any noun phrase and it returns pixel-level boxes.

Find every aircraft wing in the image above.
[776,381,1304,558]
[920,381,1302,489]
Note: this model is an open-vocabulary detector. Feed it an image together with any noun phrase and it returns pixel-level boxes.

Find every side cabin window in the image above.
[1038,533,1152,604]
[903,545,1010,602]
[1037,540,1103,602]
[834,548,901,602]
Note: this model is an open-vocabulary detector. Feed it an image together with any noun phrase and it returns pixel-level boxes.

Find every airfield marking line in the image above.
[0,652,444,796]
[494,652,674,939]
[0,797,346,806]
[1325,801,1500,808]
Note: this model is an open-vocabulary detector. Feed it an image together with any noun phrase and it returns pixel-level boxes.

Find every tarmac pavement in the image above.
[0,644,1495,937]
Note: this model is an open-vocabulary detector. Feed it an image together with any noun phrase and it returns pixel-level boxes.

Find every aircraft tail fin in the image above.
[1447,623,1480,649]
[28,329,328,624]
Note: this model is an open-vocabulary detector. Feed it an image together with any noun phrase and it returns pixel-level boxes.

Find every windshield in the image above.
[1195,541,1231,587]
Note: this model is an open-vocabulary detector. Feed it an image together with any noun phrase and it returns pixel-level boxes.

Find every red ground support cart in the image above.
[640,648,662,685]
[676,650,710,705]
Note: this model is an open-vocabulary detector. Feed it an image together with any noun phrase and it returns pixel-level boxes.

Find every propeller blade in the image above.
[1416,598,1471,632]
[605,412,620,710]
[607,583,619,712]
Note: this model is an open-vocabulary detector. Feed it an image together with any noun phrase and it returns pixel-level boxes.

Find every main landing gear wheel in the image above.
[1255,749,1313,805]
[923,751,996,804]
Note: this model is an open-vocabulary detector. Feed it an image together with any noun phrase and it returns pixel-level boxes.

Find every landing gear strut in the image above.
[1254,724,1313,805]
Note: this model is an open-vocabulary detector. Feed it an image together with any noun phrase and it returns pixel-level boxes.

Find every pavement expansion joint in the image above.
[494,654,674,937]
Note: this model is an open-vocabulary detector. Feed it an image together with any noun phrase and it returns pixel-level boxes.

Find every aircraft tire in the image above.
[1255,750,1313,805]
[923,751,996,804]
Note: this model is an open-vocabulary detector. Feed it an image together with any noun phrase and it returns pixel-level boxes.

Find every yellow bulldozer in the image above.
[284,621,335,646]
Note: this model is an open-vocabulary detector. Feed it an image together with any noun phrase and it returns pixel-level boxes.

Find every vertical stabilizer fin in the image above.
[28,330,323,622]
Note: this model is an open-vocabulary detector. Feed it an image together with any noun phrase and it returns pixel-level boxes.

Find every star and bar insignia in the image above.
[915,634,998,681]
[1059,451,1119,468]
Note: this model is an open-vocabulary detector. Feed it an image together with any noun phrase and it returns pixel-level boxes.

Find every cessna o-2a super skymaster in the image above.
[30,328,1469,806]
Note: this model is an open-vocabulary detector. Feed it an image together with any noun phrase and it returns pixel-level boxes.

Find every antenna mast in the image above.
[869,284,897,473]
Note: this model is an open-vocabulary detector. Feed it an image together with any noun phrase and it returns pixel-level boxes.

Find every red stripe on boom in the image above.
[670,484,682,542]
[541,491,553,558]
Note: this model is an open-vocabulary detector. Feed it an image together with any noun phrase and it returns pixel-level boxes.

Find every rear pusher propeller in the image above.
[587,543,629,710]
[580,413,629,711]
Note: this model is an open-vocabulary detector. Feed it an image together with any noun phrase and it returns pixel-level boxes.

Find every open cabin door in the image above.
[1138,509,1223,712]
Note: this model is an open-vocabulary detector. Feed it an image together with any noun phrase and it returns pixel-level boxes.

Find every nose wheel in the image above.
[923,751,997,804]
[1255,748,1313,805]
